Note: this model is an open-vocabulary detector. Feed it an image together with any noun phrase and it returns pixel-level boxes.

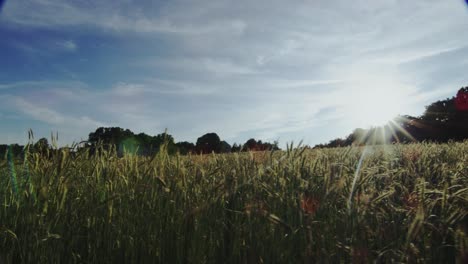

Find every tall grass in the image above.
[0,141,467,263]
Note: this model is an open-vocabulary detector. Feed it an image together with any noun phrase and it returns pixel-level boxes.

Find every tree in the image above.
[421,98,457,123]
[135,133,155,155]
[34,138,50,154]
[419,96,468,141]
[327,138,345,148]
[262,140,280,151]
[152,132,177,154]
[0,145,7,159]
[87,127,180,155]
[88,127,134,146]
[196,133,221,154]
[242,138,280,151]
[176,141,196,155]
[0,144,24,159]
[231,143,241,152]
[219,141,232,153]
[243,138,258,151]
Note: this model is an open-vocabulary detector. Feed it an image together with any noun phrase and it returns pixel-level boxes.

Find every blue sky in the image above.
[1,0,468,147]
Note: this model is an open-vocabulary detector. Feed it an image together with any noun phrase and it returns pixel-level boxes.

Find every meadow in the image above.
[0,141,467,263]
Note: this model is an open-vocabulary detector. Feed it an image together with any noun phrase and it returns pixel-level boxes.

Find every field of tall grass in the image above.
[1,141,467,263]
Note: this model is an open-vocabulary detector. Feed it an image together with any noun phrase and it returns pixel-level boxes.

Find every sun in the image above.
[335,63,417,128]
[352,90,402,126]
[345,83,410,128]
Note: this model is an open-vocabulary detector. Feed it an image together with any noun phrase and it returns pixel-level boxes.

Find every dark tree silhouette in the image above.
[176,141,196,155]
[196,133,221,154]
[0,144,24,160]
[231,143,241,152]
[244,138,258,151]
[242,138,280,151]
[88,127,134,146]
[88,127,179,155]
[34,138,50,155]
[219,141,232,153]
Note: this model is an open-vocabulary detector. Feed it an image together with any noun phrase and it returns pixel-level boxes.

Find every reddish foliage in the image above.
[352,247,369,264]
[403,149,422,163]
[300,196,320,215]
[455,88,468,111]
[404,192,419,211]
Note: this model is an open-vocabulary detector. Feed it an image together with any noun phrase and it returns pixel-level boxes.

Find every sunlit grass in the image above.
[0,140,467,263]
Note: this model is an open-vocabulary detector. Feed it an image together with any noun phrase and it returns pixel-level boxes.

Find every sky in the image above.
[1,0,468,147]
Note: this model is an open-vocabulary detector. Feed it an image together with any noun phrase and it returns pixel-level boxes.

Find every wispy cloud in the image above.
[1,0,247,36]
[11,96,104,128]
[14,97,66,124]
[136,57,258,78]
[56,40,77,52]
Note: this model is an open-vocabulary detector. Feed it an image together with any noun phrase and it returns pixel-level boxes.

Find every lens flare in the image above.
[7,145,18,196]
[119,137,140,155]
[348,145,369,212]
[347,116,417,213]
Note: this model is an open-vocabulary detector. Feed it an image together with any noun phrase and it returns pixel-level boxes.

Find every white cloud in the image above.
[14,97,66,124]
[12,97,104,128]
[57,40,77,52]
[111,83,150,97]
[201,58,257,75]
[137,57,258,77]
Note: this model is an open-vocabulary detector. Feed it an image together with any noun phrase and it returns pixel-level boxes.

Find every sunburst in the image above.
[347,115,417,212]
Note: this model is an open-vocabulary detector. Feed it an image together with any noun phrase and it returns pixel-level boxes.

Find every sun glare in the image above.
[344,80,411,128]
[351,91,402,126]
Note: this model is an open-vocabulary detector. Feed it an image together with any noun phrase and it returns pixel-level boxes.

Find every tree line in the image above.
[314,87,468,148]
[0,128,280,159]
